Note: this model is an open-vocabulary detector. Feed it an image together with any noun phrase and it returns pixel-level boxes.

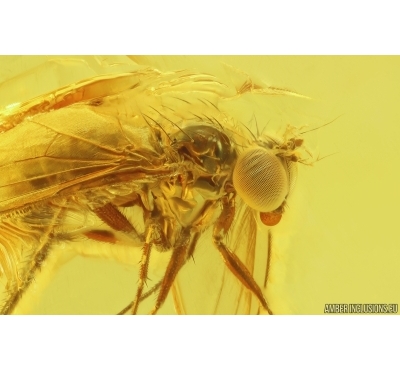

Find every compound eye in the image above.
[233,147,288,213]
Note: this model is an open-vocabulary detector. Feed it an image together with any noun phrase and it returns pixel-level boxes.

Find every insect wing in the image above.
[0,59,165,309]
[171,201,268,314]
[0,57,304,314]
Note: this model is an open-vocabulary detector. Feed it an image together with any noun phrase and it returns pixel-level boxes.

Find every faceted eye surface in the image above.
[233,147,289,212]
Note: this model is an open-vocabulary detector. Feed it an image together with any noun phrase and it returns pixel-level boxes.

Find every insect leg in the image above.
[1,205,66,315]
[213,196,273,315]
[256,230,274,315]
[263,230,273,290]
[131,222,154,314]
[186,230,201,262]
[93,203,139,236]
[91,202,163,314]
[150,228,191,315]
[119,230,200,315]
[117,280,162,315]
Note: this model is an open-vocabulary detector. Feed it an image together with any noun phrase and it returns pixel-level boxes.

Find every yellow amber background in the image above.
[0,56,399,314]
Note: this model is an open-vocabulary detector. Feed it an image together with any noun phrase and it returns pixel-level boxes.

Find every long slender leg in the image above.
[120,201,217,315]
[92,202,160,314]
[1,205,65,315]
[117,280,162,315]
[213,195,273,315]
[90,202,153,314]
[131,223,154,314]
[171,280,186,314]
[147,201,218,314]
[150,228,191,315]
[263,230,273,290]
[256,230,273,315]
[92,202,186,315]
[118,230,200,315]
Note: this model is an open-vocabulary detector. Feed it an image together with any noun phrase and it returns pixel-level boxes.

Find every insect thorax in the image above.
[150,123,237,241]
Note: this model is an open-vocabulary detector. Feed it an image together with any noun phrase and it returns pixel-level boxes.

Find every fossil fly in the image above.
[0,64,311,314]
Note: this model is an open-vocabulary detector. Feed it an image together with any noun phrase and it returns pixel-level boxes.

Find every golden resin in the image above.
[3,56,398,315]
